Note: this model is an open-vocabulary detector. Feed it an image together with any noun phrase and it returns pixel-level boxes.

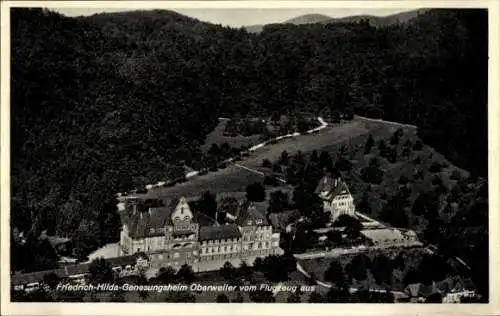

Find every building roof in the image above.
[12,253,149,286]
[360,228,407,243]
[199,224,242,241]
[12,268,68,286]
[235,201,268,226]
[193,212,216,227]
[314,174,350,201]
[405,282,439,298]
[124,198,178,239]
[268,210,300,231]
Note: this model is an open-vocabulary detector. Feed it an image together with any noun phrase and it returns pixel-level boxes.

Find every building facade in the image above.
[315,174,355,221]
[119,196,282,272]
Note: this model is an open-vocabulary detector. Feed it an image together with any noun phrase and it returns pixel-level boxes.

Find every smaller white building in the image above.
[315,174,355,221]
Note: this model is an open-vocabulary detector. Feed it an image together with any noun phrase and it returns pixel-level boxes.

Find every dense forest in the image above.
[10,8,487,273]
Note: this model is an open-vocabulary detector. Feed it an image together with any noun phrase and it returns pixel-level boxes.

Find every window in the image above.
[181,207,184,214]
[174,216,180,221]
[174,252,179,258]
[223,246,227,252]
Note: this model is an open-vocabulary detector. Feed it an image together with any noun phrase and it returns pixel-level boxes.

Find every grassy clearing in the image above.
[201,118,262,152]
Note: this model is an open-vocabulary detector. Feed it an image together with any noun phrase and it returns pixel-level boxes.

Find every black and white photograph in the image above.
[1,0,497,314]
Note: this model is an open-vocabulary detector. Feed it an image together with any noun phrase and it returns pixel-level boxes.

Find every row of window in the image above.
[201,245,240,254]
[202,238,239,245]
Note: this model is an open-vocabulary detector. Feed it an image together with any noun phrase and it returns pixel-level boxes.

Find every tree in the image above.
[246,182,266,202]
[335,145,352,171]
[268,190,289,213]
[219,261,236,280]
[296,115,310,133]
[310,150,319,164]
[324,260,345,287]
[319,151,333,171]
[232,292,244,302]
[279,150,290,166]
[364,134,375,154]
[236,261,253,280]
[387,146,398,163]
[253,257,263,272]
[380,195,409,228]
[154,266,177,283]
[333,215,362,238]
[425,292,443,303]
[361,158,384,184]
[262,159,272,168]
[43,272,60,290]
[292,182,322,218]
[308,291,324,303]
[287,293,301,302]
[327,230,343,245]
[390,128,403,145]
[326,286,351,303]
[177,264,195,284]
[88,258,114,284]
[249,289,275,302]
[371,253,393,285]
[198,191,218,220]
[216,293,230,302]
[346,254,370,281]
[261,255,294,282]
[378,140,388,156]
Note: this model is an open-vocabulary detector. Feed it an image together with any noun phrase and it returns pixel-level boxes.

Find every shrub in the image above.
[262,159,272,168]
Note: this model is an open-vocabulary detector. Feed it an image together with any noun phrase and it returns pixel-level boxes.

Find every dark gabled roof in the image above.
[12,253,150,286]
[126,199,176,239]
[235,201,268,226]
[12,268,67,286]
[268,209,300,231]
[199,224,242,241]
[193,211,216,227]
[315,174,350,201]
[64,263,91,276]
[315,174,338,195]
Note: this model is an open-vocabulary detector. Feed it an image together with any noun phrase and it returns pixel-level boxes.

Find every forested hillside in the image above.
[11,8,487,271]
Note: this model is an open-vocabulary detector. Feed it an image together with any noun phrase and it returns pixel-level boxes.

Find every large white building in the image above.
[118,196,282,272]
[315,174,355,221]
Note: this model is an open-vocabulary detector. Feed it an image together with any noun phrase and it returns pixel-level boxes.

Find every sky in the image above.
[52,7,413,27]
